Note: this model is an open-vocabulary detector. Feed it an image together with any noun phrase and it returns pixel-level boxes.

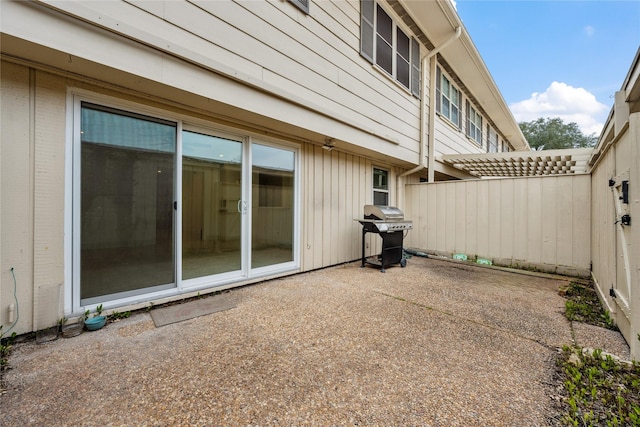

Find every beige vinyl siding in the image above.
[433,67,486,158]
[433,65,515,159]
[0,62,396,333]
[33,71,67,322]
[1,64,67,333]
[301,144,394,271]
[1,62,35,332]
[434,119,485,157]
[405,175,591,276]
[33,0,421,155]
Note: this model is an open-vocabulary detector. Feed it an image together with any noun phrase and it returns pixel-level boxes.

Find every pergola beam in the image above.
[441,148,593,178]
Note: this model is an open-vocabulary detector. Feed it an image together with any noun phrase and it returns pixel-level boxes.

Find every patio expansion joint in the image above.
[376,291,560,351]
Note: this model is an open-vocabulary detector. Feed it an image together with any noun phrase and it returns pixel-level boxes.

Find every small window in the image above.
[289,0,309,14]
[466,101,483,146]
[360,0,420,97]
[373,167,389,206]
[436,67,461,128]
[396,27,410,88]
[488,126,498,153]
[502,140,511,152]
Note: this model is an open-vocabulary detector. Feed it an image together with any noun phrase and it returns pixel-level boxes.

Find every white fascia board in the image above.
[399,0,530,151]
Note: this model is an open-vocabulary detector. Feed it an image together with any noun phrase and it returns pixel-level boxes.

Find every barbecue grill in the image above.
[357,205,412,272]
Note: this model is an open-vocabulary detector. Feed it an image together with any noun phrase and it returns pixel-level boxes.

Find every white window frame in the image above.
[467,103,483,146]
[373,167,389,206]
[65,89,301,315]
[360,0,420,97]
[488,126,498,153]
[436,67,461,128]
[502,140,511,153]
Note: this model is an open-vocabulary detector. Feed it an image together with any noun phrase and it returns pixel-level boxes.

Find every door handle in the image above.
[237,200,247,214]
[237,200,242,213]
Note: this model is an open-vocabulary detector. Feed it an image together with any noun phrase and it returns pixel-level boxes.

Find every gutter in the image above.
[398,26,461,185]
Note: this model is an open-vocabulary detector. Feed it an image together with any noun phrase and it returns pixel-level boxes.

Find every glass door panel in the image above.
[182,131,243,279]
[80,103,176,304]
[251,144,295,269]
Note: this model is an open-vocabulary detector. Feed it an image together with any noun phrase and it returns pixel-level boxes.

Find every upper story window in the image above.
[436,67,461,128]
[360,0,420,97]
[289,0,309,14]
[502,140,511,153]
[487,126,498,153]
[466,102,483,146]
[373,167,389,206]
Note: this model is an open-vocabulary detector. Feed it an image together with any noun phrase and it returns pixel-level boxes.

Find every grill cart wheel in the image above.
[400,258,407,268]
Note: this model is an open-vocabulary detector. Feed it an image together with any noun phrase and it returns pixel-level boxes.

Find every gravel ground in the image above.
[0,257,631,426]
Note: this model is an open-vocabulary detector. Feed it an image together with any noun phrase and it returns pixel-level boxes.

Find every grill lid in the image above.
[364,205,405,221]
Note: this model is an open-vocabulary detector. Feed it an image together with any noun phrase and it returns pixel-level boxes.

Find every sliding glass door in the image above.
[75,98,297,307]
[251,144,295,269]
[79,103,176,304]
[182,131,243,280]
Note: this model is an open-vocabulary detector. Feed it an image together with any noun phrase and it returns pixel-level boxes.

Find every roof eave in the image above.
[398,0,530,151]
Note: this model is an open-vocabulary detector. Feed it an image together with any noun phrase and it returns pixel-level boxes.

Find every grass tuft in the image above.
[555,281,639,425]
[557,347,640,426]
[563,282,618,330]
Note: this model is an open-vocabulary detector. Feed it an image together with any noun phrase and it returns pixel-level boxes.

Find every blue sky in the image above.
[455,0,640,136]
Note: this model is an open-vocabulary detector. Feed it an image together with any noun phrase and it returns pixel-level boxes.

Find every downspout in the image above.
[398,26,461,193]
[426,54,437,183]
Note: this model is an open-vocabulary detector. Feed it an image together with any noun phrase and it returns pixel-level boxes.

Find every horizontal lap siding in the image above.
[117,0,421,150]
[433,120,484,157]
[404,175,591,273]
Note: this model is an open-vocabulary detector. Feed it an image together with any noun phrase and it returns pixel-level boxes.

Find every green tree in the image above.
[519,117,597,151]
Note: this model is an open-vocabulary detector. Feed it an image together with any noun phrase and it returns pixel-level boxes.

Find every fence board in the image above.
[405,174,591,274]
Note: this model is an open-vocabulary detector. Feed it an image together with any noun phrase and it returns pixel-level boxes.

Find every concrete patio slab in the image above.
[0,257,630,426]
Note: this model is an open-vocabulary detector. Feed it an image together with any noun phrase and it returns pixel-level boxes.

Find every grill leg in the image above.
[361,228,366,268]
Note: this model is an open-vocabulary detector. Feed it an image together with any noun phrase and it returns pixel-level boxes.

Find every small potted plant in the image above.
[84,304,106,331]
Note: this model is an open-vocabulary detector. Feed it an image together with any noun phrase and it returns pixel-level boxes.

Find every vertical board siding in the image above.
[527,178,543,263]
[541,177,558,265]
[301,143,380,271]
[454,183,466,251]
[34,73,67,322]
[488,181,501,257]
[465,181,478,255]
[499,179,515,259]
[513,179,529,261]
[405,175,592,273]
[476,180,490,257]
[590,114,640,356]
[573,176,591,267]
[556,177,573,266]
[1,63,35,333]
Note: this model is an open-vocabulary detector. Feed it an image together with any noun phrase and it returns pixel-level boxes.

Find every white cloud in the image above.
[584,25,595,37]
[509,82,608,136]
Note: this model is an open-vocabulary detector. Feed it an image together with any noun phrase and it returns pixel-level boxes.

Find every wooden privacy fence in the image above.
[404,174,591,277]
